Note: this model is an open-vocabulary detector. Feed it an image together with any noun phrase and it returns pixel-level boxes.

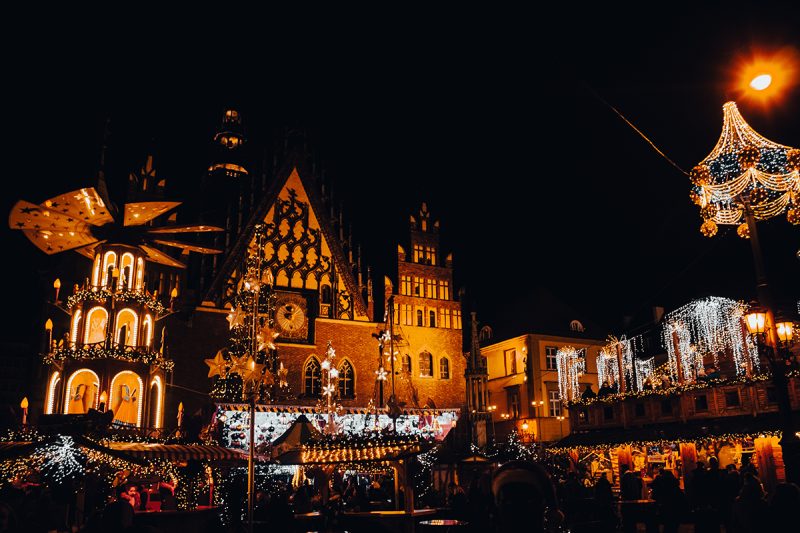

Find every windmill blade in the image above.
[151,239,223,254]
[123,202,181,226]
[9,201,95,233]
[21,229,100,255]
[139,245,186,269]
[74,241,107,260]
[43,188,115,226]
[146,224,224,234]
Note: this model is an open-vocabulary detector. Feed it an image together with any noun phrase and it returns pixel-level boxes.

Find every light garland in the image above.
[663,296,759,381]
[557,346,585,401]
[317,341,343,434]
[596,348,619,389]
[67,288,166,316]
[46,344,174,371]
[634,357,655,390]
[691,102,800,234]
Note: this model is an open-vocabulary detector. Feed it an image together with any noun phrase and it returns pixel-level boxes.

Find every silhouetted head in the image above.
[492,461,560,533]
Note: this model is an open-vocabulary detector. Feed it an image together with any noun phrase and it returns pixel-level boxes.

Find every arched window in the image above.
[479,325,493,341]
[102,251,117,288]
[439,357,450,379]
[338,360,355,399]
[150,376,163,428]
[64,369,100,414]
[120,253,135,290]
[416,310,424,327]
[321,285,332,304]
[429,310,436,328]
[419,351,433,377]
[570,320,585,333]
[402,354,412,374]
[304,357,322,397]
[142,315,153,348]
[84,307,108,345]
[110,371,144,427]
[115,308,139,347]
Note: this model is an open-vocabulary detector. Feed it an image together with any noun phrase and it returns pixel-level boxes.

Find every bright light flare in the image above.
[731,47,799,108]
[749,74,772,90]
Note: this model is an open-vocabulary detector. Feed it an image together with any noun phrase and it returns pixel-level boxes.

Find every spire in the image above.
[469,311,481,369]
[96,117,115,217]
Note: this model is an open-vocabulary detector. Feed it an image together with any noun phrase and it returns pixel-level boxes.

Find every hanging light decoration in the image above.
[663,296,759,382]
[596,347,619,389]
[690,102,799,234]
[317,341,342,434]
[557,346,585,401]
[634,357,655,390]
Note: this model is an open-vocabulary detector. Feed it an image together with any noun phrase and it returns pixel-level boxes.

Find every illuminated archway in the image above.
[45,371,61,414]
[142,314,153,348]
[110,371,144,427]
[102,251,117,288]
[92,254,101,286]
[70,310,82,345]
[120,253,135,290]
[135,258,144,291]
[84,306,108,345]
[64,368,100,414]
[115,308,138,347]
[150,376,163,428]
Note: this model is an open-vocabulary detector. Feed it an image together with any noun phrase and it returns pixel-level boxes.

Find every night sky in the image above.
[3,7,799,353]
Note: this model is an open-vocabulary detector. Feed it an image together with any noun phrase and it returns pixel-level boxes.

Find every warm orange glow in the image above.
[745,310,767,335]
[170,287,178,298]
[521,421,529,431]
[100,391,108,404]
[776,321,794,343]
[20,397,28,409]
[45,318,53,331]
[178,401,184,412]
[731,47,799,108]
[53,278,61,289]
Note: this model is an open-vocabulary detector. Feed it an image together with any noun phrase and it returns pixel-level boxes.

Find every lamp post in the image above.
[556,415,565,440]
[487,405,497,443]
[20,397,28,426]
[531,399,544,442]
[53,278,61,303]
[745,303,799,483]
[691,101,800,483]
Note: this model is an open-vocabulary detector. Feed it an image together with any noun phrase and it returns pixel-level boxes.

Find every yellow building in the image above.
[481,326,605,443]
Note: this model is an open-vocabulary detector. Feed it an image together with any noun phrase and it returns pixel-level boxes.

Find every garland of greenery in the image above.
[45,345,174,371]
[565,373,772,407]
[67,289,166,315]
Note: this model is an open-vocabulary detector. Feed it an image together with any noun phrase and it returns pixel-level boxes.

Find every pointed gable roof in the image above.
[206,156,368,316]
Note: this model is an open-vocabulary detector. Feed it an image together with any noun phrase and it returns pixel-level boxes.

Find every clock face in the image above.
[274,293,309,340]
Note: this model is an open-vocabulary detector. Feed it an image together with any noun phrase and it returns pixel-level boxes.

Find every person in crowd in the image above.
[491,460,563,533]
[593,475,617,532]
[447,481,468,520]
[597,381,613,398]
[660,374,672,388]
[705,366,721,380]
[581,383,597,400]
[158,480,177,511]
[650,467,685,533]
[767,482,800,530]
[293,480,313,514]
[101,488,134,530]
[731,472,767,532]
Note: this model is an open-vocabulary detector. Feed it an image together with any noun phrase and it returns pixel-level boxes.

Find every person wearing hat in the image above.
[491,460,564,532]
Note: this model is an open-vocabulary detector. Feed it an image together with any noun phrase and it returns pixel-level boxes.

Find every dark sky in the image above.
[3,6,799,350]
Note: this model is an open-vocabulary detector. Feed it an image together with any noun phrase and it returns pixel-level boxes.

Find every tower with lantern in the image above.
[9,154,223,430]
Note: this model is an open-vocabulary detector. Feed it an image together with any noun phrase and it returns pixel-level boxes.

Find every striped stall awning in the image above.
[274,440,434,465]
[104,442,245,461]
[217,403,458,417]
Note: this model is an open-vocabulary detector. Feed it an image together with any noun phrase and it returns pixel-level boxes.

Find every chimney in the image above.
[652,306,665,324]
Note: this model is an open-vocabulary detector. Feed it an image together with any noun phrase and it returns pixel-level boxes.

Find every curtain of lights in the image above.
[663,296,758,382]
[596,348,619,389]
[557,346,585,401]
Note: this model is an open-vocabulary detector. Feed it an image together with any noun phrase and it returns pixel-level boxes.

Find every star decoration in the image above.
[322,384,336,397]
[375,367,388,381]
[257,322,279,351]
[242,358,266,383]
[226,306,245,330]
[204,350,228,378]
[229,353,252,376]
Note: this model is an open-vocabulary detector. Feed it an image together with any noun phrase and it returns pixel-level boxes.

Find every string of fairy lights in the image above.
[690,102,799,237]
[558,296,764,404]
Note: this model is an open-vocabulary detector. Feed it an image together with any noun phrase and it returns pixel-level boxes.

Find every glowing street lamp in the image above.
[20,397,28,426]
[53,278,61,302]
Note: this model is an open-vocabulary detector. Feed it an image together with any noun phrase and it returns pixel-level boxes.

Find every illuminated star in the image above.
[257,323,279,351]
[241,357,266,382]
[204,350,228,378]
[375,367,388,381]
[322,384,336,397]
[229,353,252,376]
[226,306,245,330]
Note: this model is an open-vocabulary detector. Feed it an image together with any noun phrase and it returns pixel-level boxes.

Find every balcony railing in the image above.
[44,341,174,371]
